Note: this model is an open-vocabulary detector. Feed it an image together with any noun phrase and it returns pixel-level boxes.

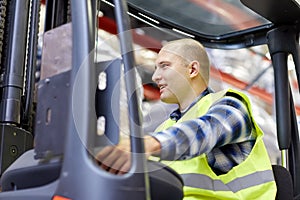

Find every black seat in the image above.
[272,165,294,200]
[148,160,184,200]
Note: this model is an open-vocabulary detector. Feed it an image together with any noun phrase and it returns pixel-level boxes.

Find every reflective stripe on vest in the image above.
[181,169,274,193]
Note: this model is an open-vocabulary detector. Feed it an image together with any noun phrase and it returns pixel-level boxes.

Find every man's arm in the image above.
[151,96,255,160]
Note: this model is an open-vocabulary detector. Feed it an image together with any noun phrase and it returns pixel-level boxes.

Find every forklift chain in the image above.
[67,0,71,22]
[0,0,7,66]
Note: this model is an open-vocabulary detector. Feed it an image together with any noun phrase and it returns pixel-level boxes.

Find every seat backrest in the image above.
[272,165,294,200]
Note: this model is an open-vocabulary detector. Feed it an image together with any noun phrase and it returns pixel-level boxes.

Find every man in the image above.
[97,38,277,199]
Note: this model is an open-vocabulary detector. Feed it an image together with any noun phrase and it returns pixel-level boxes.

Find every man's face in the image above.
[152,49,190,104]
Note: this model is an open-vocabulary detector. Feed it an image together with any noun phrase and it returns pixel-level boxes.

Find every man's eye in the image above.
[155,63,169,69]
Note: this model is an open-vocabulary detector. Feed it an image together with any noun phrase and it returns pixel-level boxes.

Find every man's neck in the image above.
[178,87,211,112]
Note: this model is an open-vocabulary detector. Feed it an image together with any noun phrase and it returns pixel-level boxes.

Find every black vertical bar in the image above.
[288,90,300,196]
[288,27,300,197]
[270,52,290,149]
[0,0,30,124]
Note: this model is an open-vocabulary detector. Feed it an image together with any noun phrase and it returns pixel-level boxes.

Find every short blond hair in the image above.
[162,38,210,84]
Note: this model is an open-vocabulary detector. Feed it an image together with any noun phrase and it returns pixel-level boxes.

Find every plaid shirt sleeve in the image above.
[150,95,256,161]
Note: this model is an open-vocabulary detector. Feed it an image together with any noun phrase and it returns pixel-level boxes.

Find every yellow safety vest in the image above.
[155,89,277,200]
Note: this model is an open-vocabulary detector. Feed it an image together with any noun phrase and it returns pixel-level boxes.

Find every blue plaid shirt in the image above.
[151,88,256,174]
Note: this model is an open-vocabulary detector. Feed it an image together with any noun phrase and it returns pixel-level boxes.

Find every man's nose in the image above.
[152,68,161,83]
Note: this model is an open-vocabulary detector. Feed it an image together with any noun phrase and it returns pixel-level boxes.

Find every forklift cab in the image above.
[0,0,299,199]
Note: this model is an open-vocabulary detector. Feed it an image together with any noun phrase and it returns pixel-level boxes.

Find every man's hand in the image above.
[96,136,161,175]
[96,139,131,174]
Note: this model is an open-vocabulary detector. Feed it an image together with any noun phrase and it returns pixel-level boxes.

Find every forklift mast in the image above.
[0,0,37,175]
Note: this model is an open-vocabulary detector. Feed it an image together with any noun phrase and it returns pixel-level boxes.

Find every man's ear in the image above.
[188,61,200,78]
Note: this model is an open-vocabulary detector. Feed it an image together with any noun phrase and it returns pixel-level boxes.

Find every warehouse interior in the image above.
[0,0,299,199]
